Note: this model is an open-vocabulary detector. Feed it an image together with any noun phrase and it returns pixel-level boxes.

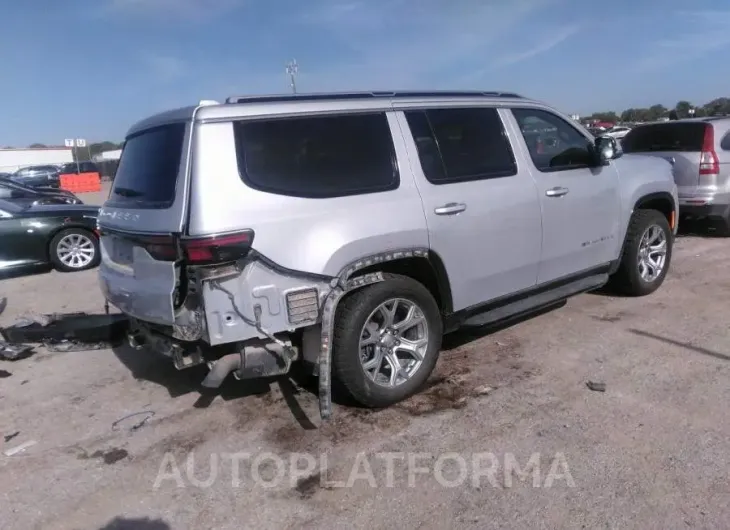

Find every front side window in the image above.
[512,108,594,172]
[404,107,517,184]
[234,113,398,198]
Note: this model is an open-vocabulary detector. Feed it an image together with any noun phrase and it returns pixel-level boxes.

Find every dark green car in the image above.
[0,199,100,279]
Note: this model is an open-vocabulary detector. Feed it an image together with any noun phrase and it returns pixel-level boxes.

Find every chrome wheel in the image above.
[637,224,667,282]
[57,233,95,269]
[359,298,429,388]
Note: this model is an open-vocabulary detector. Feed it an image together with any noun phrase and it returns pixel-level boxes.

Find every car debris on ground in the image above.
[3,439,37,457]
[0,312,129,356]
[0,343,34,361]
[586,380,607,392]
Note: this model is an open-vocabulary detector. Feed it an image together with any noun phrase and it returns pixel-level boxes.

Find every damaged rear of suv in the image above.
[98,95,429,419]
[99,91,678,420]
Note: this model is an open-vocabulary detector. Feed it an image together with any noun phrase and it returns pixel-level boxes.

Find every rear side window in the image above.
[622,123,707,152]
[721,132,730,151]
[233,113,398,198]
[110,123,186,208]
[404,107,516,184]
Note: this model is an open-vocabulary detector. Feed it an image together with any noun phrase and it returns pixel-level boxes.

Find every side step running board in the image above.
[462,273,608,328]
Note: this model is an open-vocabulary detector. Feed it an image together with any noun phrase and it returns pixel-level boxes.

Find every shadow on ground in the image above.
[111,300,565,429]
[629,328,730,362]
[99,517,171,530]
[677,219,728,238]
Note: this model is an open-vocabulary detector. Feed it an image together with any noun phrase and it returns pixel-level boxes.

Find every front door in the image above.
[0,211,36,272]
[394,105,542,312]
[504,107,621,284]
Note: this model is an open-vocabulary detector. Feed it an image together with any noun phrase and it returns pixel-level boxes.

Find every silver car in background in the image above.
[622,117,730,234]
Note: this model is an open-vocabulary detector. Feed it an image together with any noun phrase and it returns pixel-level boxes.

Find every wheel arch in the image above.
[348,250,453,315]
[633,192,676,231]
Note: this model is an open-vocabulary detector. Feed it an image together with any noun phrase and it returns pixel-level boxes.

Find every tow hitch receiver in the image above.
[172,346,204,370]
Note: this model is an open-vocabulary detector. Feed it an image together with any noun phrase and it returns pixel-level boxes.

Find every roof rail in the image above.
[224,90,524,104]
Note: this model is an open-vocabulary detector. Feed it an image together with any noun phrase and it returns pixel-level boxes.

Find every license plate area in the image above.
[111,236,134,265]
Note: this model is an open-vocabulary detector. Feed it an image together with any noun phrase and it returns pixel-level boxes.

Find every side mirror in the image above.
[594,135,621,164]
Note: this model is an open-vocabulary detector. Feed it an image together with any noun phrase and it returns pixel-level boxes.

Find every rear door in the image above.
[395,105,542,311]
[97,121,191,324]
[621,122,706,194]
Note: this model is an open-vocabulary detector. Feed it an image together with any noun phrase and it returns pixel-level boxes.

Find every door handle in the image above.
[545,187,569,198]
[434,202,467,215]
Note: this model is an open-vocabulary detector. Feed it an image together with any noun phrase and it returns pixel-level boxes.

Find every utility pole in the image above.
[286,59,298,94]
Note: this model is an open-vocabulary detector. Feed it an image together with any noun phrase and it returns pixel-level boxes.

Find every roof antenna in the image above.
[286,59,298,94]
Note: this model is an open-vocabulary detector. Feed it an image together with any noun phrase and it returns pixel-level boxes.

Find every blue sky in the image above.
[2,0,730,146]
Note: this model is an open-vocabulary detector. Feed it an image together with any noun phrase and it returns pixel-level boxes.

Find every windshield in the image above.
[0,199,27,214]
[0,177,31,191]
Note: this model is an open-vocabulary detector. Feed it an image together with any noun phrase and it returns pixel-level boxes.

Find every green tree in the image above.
[647,104,668,121]
[588,111,619,122]
[28,143,47,148]
[675,101,692,118]
[702,97,730,116]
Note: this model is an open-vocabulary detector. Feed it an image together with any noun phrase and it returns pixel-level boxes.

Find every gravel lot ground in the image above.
[1,187,729,529]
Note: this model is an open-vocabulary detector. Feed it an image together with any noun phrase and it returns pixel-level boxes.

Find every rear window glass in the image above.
[233,113,398,198]
[110,123,185,208]
[622,123,707,153]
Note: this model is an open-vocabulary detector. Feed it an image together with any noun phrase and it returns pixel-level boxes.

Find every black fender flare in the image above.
[317,248,447,420]
[610,191,677,275]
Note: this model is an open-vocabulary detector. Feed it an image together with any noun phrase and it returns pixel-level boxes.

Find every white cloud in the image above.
[296,0,561,89]
[141,53,186,82]
[492,25,579,67]
[108,0,243,19]
[633,10,730,71]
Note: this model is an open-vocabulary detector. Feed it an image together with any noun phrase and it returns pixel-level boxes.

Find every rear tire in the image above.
[332,274,442,408]
[611,209,672,296]
[50,228,100,273]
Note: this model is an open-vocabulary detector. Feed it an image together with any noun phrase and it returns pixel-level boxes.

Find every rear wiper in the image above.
[114,187,144,198]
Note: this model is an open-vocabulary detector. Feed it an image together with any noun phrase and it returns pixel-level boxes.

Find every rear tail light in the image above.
[181,230,254,265]
[699,125,719,175]
[104,229,255,265]
[140,235,178,261]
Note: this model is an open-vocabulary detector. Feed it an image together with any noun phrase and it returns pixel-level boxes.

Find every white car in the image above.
[604,126,632,140]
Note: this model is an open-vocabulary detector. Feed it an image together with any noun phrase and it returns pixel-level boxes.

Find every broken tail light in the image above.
[181,230,255,265]
[102,229,255,265]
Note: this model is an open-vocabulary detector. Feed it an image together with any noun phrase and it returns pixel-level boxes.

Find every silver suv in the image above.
[622,117,730,234]
[97,91,679,419]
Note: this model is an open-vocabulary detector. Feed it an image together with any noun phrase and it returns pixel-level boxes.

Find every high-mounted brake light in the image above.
[699,125,719,176]
[182,230,254,265]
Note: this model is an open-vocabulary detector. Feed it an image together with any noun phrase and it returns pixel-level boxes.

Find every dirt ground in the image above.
[1,189,730,529]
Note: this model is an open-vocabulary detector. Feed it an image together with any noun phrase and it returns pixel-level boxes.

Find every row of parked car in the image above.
[0,161,101,189]
[2,90,729,418]
[0,164,101,278]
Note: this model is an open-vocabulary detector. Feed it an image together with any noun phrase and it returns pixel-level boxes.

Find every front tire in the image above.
[332,274,443,408]
[50,228,100,273]
[611,209,672,296]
